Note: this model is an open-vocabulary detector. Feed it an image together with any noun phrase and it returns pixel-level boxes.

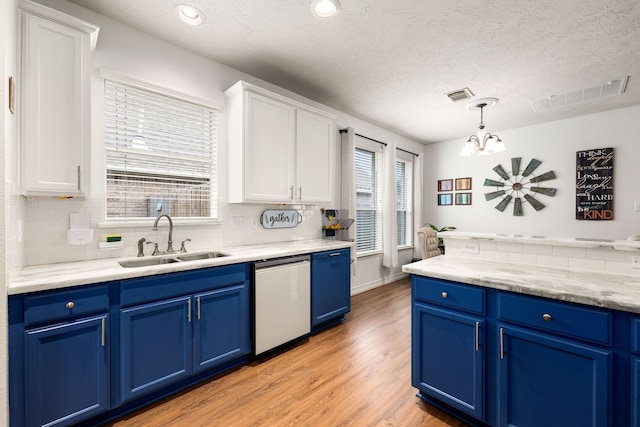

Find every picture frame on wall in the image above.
[455,193,472,205]
[455,177,472,191]
[438,193,453,206]
[438,179,453,192]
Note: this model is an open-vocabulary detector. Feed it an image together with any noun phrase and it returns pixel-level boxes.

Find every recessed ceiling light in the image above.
[311,0,341,18]
[176,4,204,26]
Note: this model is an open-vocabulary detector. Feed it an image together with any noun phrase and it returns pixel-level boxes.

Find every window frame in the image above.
[395,152,414,249]
[101,71,221,224]
[354,139,383,256]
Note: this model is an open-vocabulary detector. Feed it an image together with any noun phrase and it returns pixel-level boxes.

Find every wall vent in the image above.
[445,87,474,102]
[530,76,629,112]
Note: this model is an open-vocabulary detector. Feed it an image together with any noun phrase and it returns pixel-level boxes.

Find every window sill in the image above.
[98,218,222,229]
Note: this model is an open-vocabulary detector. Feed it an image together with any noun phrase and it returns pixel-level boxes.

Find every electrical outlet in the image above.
[635,201,640,212]
[632,256,640,269]
[461,242,480,254]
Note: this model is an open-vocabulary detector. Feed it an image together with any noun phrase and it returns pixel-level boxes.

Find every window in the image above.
[355,146,382,254]
[396,157,413,247]
[104,80,218,220]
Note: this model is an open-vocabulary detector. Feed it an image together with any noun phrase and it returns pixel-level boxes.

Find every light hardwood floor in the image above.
[108,277,468,427]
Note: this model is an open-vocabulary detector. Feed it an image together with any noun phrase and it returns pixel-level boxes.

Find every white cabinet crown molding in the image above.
[18,0,99,48]
[234,80,336,120]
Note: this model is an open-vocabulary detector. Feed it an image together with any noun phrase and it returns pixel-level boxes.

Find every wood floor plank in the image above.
[107,277,469,427]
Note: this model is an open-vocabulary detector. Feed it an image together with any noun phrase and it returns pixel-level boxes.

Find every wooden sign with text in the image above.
[576,147,614,220]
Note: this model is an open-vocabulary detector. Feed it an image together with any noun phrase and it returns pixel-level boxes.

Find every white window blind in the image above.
[355,146,382,254]
[396,157,413,247]
[104,80,217,220]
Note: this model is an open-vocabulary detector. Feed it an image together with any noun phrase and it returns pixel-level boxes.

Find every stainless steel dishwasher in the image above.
[254,255,311,356]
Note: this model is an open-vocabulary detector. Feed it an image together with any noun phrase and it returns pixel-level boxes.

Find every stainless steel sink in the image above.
[119,251,229,268]
[176,251,229,261]
[119,257,181,268]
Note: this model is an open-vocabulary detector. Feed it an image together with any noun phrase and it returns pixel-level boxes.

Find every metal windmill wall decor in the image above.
[483,157,557,216]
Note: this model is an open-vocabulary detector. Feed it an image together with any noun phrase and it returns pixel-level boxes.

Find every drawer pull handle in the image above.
[500,328,505,360]
[66,302,75,310]
[441,292,448,299]
[187,299,192,323]
[197,297,201,320]
[475,322,480,352]
[542,313,552,322]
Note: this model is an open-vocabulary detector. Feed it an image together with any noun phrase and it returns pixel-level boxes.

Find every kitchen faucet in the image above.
[152,214,174,253]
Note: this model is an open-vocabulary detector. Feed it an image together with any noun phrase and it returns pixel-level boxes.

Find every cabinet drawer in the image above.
[121,264,248,307]
[498,293,611,345]
[24,285,109,327]
[413,277,484,314]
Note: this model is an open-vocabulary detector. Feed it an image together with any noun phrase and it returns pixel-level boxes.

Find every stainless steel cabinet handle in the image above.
[298,186,302,199]
[441,291,448,299]
[290,186,294,200]
[197,297,201,320]
[542,313,552,322]
[329,252,341,257]
[475,322,480,352]
[500,327,505,359]
[187,299,192,323]
[66,301,75,310]
[101,318,106,347]
[77,165,81,191]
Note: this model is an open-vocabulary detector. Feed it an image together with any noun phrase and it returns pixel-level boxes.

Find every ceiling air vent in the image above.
[445,87,474,102]
[530,76,629,112]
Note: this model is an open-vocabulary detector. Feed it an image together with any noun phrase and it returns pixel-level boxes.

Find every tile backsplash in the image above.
[17,194,325,267]
[443,235,640,277]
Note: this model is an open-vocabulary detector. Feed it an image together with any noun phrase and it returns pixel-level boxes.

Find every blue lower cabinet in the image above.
[311,248,351,330]
[25,314,109,427]
[119,288,251,402]
[412,303,484,419]
[120,296,193,402]
[633,358,640,427]
[498,325,611,427]
[193,284,249,372]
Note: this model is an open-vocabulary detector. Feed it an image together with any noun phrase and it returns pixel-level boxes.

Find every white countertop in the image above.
[10,239,354,295]
[403,255,640,314]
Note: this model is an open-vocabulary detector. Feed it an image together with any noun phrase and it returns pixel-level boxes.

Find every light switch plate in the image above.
[632,256,640,269]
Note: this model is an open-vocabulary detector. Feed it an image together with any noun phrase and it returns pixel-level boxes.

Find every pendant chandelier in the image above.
[460,98,506,156]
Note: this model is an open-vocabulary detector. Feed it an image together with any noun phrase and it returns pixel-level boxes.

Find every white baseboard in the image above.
[351,272,409,295]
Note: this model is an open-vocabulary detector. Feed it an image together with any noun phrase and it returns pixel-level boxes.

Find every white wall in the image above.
[1,0,18,424]
[424,105,640,240]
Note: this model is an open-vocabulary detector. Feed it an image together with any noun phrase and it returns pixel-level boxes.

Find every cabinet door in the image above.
[20,12,90,195]
[119,296,192,403]
[311,249,350,329]
[412,303,484,419]
[193,284,250,373]
[244,91,296,202]
[25,315,108,427]
[296,109,333,203]
[498,325,611,427]
[633,357,640,427]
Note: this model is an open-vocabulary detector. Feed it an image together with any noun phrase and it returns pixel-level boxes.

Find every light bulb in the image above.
[176,4,204,25]
[311,0,341,18]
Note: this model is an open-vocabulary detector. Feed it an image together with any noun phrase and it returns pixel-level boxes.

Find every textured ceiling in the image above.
[66,0,640,143]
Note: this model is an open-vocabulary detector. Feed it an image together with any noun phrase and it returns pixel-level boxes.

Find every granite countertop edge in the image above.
[10,239,354,296]
[403,255,640,315]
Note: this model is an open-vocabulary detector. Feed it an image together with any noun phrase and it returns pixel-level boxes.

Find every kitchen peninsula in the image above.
[403,234,640,427]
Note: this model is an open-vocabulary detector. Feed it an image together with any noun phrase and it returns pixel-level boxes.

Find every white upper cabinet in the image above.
[18,1,98,196]
[225,81,335,204]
